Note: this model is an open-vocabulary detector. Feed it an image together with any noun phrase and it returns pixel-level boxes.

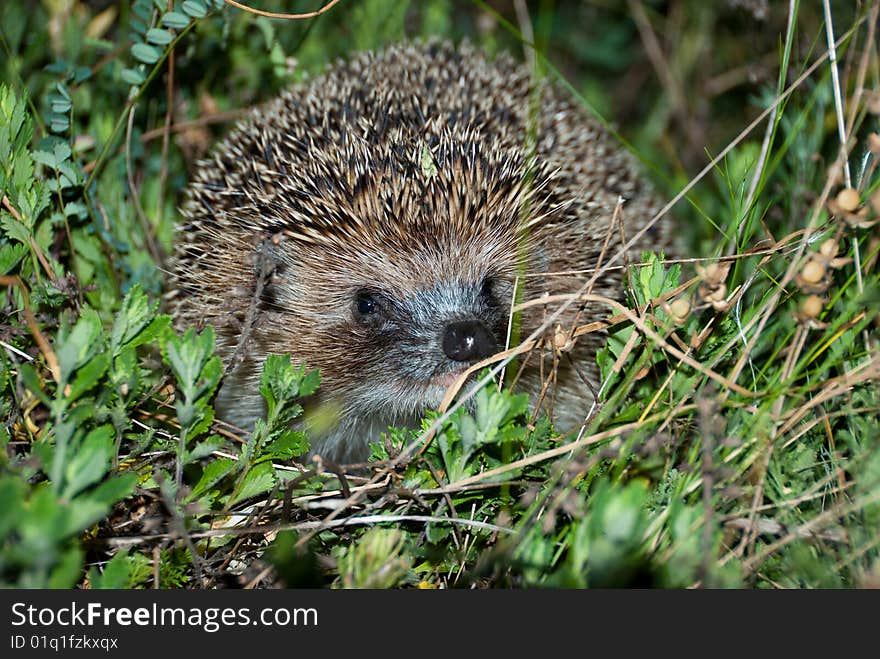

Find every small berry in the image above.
[800,295,824,319]
[668,297,691,323]
[800,259,825,284]
[819,239,838,259]
[835,188,860,213]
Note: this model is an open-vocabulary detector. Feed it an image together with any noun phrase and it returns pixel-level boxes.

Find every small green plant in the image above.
[186,354,318,508]
[160,325,222,488]
[335,528,413,589]
[0,284,168,587]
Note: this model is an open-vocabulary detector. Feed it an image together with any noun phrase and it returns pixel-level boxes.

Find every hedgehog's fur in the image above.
[169,41,667,463]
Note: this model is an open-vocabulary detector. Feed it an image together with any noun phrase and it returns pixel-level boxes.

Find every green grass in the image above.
[1,0,878,589]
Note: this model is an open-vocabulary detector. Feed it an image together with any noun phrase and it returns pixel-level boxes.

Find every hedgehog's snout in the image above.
[441,319,498,364]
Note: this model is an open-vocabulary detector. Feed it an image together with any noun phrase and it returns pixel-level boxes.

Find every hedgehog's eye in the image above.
[354,290,380,319]
[357,294,376,315]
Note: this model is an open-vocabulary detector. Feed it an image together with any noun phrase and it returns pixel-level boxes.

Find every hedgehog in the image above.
[169,41,668,464]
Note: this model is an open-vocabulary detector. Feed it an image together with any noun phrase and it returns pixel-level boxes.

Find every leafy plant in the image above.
[186,354,317,508]
[0,284,169,587]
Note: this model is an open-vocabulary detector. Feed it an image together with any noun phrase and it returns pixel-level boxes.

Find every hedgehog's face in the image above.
[287,248,518,418]
[342,273,512,411]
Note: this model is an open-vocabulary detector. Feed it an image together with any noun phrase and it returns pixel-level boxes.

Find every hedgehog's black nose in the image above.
[442,320,498,363]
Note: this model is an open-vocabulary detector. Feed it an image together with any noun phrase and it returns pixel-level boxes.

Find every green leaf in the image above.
[194,353,222,405]
[50,115,69,133]
[132,1,152,20]
[55,308,104,385]
[0,242,26,273]
[260,355,300,413]
[56,161,79,188]
[161,326,222,435]
[50,99,71,114]
[145,28,173,46]
[259,355,318,422]
[73,66,92,84]
[18,362,51,407]
[111,283,154,352]
[121,67,146,86]
[130,17,147,35]
[92,550,133,589]
[229,461,276,506]
[63,201,88,218]
[425,522,451,544]
[112,345,138,391]
[52,141,72,164]
[181,0,208,18]
[161,326,218,399]
[419,142,438,179]
[65,351,110,403]
[131,43,162,64]
[183,435,226,464]
[47,547,84,589]
[300,368,321,398]
[19,485,65,542]
[336,529,411,589]
[129,315,170,349]
[31,149,57,168]
[262,429,309,461]
[60,498,114,536]
[87,473,138,507]
[188,457,237,501]
[0,85,31,171]
[602,481,648,542]
[1,212,31,243]
[188,403,216,442]
[0,477,25,541]
[162,11,191,29]
[61,425,115,499]
[61,474,137,536]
